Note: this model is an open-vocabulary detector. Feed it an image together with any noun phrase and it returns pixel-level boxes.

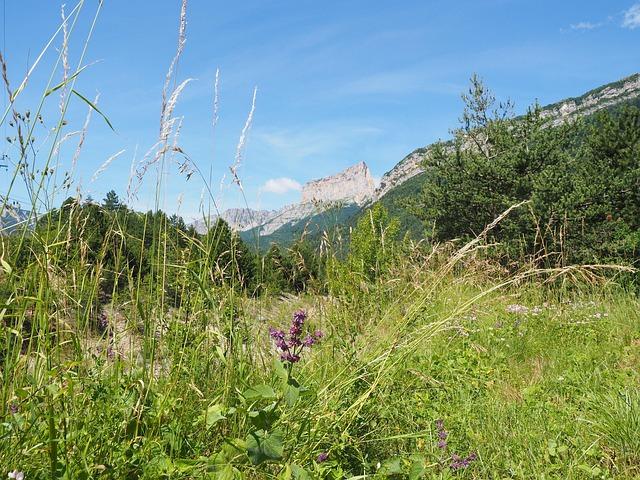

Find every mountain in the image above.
[301,161,375,205]
[196,73,640,248]
[375,73,640,200]
[194,161,375,247]
[193,208,276,234]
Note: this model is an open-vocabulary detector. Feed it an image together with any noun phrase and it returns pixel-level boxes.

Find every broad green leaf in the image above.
[243,384,276,400]
[246,429,284,465]
[283,383,300,406]
[290,465,311,480]
[379,457,403,475]
[408,457,426,479]
[280,464,311,480]
[248,403,279,430]
[274,358,288,380]
[205,404,226,428]
[214,465,243,480]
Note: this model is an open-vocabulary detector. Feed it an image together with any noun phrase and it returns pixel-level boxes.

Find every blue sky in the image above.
[1,0,639,220]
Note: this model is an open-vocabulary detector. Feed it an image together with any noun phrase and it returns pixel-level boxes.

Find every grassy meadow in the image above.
[2,226,639,479]
[1,1,639,479]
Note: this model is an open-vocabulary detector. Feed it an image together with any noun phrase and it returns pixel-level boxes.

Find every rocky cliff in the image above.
[541,73,640,126]
[198,162,376,237]
[301,161,375,205]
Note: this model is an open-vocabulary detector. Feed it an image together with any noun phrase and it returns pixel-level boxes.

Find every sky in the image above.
[0,0,639,221]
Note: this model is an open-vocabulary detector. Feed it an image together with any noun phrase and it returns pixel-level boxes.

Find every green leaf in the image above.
[44,65,88,97]
[248,403,279,430]
[290,465,311,480]
[246,429,284,465]
[204,404,226,428]
[243,384,276,400]
[71,89,115,131]
[283,383,300,406]
[379,457,403,475]
[274,358,288,380]
[280,464,311,480]
[213,465,243,480]
[408,457,426,479]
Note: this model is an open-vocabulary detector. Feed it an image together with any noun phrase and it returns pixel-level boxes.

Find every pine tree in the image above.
[102,190,121,211]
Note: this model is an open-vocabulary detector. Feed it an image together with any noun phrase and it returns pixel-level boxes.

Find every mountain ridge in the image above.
[198,73,640,247]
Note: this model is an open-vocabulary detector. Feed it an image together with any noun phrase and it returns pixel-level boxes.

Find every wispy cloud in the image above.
[570,21,601,31]
[338,70,463,96]
[260,177,302,194]
[623,3,640,29]
[254,124,383,165]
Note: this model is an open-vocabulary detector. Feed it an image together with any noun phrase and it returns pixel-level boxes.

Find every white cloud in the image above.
[260,177,302,194]
[570,21,600,31]
[623,4,640,29]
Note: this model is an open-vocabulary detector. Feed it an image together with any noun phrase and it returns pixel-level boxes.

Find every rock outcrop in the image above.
[197,162,376,236]
[541,73,640,126]
[375,149,428,199]
[301,161,375,206]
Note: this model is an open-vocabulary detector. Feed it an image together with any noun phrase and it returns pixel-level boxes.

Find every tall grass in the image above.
[1,2,639,479]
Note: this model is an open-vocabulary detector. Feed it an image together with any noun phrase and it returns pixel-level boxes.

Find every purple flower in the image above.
[8,471,24,480]
[269,327,285,340]
[281,352,300,363]
[293,309,307,324]
[316,452,329,463]
[9,403,19,415]
[435,418,477,470]
[97,312,109,332]
[450,452,477,470]
[435,419,448,450]
[269,310,321,364]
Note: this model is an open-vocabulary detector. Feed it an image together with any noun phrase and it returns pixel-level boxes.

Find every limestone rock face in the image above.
[541,74,640,126]
[301,161,375,206]
[196,162,376,236]
[253,202,319,236]
[375,150,427,199]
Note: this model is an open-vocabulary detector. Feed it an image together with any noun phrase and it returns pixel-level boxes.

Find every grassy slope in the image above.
[3,263,639,478]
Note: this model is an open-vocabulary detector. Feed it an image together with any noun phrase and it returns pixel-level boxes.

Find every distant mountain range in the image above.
[195,73,640,248]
